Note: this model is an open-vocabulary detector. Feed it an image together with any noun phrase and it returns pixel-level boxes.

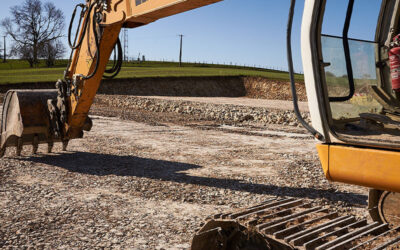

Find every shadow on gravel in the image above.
[26,152,367,206]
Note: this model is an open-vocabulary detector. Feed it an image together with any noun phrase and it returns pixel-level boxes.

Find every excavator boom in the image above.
[2,0,400,248]
[0,0,221,156]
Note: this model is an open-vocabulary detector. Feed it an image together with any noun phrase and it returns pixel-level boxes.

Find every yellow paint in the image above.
[66,22,122,138]
[102,0,127,26]
[316,144,331,181]
[317,144,400,193]
[128,0,222,24]
[101,0,222,26]
[65,0,223,138]
[131,0,220,16]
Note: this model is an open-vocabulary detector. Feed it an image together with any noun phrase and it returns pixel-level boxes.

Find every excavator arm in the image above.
[0,0,222,156]
[65,0,222,138]
[3,0,400,248]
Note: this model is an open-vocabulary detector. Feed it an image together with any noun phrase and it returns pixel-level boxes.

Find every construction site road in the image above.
[0,96,368,249]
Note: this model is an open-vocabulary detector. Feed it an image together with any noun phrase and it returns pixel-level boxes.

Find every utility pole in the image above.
[123,28,128,62]
[178,34,184,67]
[3,36,6,63]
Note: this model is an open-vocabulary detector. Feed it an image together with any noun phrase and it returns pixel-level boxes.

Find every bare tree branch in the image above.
[1,0,65,67]
[40,40,66,67]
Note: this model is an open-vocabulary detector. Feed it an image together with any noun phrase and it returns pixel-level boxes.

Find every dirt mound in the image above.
[99,76,247,97]
[0,76,307,102]
[243,77,307,101]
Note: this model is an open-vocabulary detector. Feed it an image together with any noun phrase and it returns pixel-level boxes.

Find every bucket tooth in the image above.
[47,142,54,153]
[62,140,69,151]
[16,138,23,156]
[0,147,5,158]
[83,116,93,131]
[32,135,39,154]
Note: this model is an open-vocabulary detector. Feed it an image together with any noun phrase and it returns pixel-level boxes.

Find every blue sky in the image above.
[0,0,382,73]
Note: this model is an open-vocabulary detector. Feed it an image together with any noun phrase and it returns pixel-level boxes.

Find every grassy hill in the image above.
[0,60,304,84]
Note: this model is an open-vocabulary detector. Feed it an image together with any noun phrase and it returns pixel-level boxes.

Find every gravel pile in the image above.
[95,95,311,127]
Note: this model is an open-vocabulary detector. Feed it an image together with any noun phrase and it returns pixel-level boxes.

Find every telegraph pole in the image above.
[178,34,184,67]
[3,36,6,63]
[123,28,128,62]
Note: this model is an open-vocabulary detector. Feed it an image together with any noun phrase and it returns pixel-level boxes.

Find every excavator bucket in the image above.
[0,90,59,157]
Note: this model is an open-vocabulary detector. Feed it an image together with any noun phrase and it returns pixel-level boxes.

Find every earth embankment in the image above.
[0,76,307,103]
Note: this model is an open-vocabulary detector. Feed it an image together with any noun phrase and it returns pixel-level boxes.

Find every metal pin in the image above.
[62,140,69,151]
[16,138,23,156]
[47,142,54,153]
[32,135,39,154]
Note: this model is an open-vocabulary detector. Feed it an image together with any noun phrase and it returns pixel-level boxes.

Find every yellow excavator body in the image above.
[2,0,400,248]
[317,144,400,194]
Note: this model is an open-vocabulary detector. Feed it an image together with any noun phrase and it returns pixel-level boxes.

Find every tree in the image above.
[1,0,65,67]
[41,40,66,67]
[10,43,35,66]
[325,71,336,78]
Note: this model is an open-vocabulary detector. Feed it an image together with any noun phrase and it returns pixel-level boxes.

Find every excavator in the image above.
[1,0,400,248]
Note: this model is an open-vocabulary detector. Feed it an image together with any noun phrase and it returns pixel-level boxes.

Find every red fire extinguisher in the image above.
[389,34,400,92]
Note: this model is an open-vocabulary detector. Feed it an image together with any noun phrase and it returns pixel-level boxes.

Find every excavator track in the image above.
[191,198,400,249]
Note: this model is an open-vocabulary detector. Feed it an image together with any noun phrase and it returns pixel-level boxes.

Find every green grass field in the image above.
[0,60,304,84]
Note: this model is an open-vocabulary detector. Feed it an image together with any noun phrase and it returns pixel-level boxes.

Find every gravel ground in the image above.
[0,96,369,249]
[94,95,311,127]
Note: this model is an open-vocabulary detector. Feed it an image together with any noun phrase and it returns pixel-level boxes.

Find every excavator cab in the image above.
[310,0,400,146]
[301,0,400,225]
[2,0,400,248]
[192,0,400,248]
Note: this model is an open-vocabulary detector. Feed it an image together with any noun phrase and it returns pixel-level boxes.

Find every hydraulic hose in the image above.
[66,2,101,81]
[287,0,324,141]
[103,38,123,79]
[82,6,101,80]
[68,4,92,50]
